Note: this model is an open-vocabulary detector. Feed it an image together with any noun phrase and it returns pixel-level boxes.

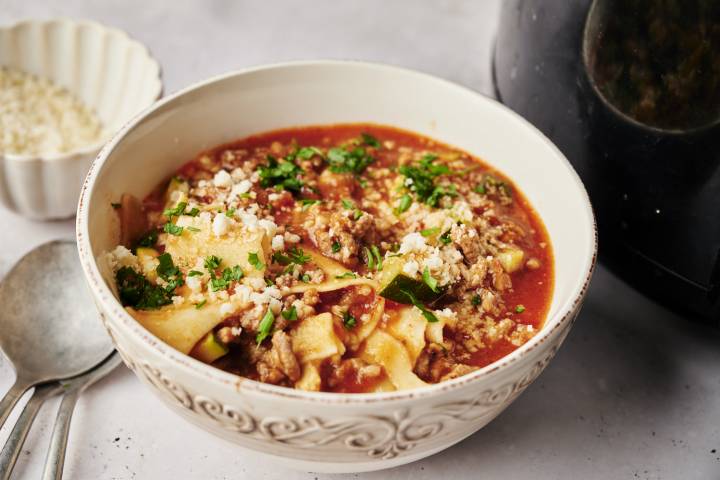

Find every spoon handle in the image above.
[0,383,63,480]
[41,353,121,480]
[0,377,33,430]
[41,389,80,480]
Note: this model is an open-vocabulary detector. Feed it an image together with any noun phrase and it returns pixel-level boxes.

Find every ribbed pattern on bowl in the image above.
[0,18,162,219]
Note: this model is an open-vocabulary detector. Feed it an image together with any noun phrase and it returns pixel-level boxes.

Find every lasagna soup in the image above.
[105,124,553,393]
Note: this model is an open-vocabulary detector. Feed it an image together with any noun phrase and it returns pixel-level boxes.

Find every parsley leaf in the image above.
[515,305,526,313]
[300,199,321,210]
[163,201,188,218]
[163,222,184,236]
[341,198,355,210]
[282,306,298,321]
[335,272,357,279]
[296,146,324,160]
[134,229,158,249]
[256,309,275,344]
[195,299,207,309]
[395,194,412,214]
[422,267,439,293]
[331,241,341,253]
[471,295,481,306]
[400,288,439,323]
[248,252,264,270]
[370,245,383,270]
[398,154,456,207]
[364,246,375,270]
[204,255,222,271]
[186,207,200,216]
[156,253,184,291]
[300,273,311,282]
[225,207,236,217]
[209,265,244,291]
[360,132,381,148]
[188,270,203,277]
[342,310,357,329]
[439,229,452,245]
[116,267,173,310]
[327,146,375,175]
[420,227,440,237]
[271,247,311,267]
[258,155,304,194]
[186,226,201,233]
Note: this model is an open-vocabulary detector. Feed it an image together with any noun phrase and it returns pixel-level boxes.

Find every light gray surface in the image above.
[0,1,718,479]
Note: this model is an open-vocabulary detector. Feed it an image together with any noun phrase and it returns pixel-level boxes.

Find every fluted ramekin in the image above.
[77,61,597,473]
[0,18,162,220]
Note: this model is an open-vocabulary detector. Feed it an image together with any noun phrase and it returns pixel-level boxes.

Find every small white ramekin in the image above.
[0,18,162,220]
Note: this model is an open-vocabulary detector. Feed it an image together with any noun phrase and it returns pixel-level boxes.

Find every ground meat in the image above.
[450,224,483,264]
[304,204,377,266]
[461,257,488,289]
[414,343,454,383]
[325,358,383,390]
[489,258,512,291]
[271,331,301,382]
[256,360,285,385]
[440,364,477,382]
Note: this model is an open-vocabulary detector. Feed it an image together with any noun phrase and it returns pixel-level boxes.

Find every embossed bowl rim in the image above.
[77,60,597,404]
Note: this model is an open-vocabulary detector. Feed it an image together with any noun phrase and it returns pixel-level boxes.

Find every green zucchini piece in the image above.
[378,257,444,304]
[191,331,229,364]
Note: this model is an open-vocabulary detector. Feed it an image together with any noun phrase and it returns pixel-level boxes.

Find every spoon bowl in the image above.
[0,240,114,427]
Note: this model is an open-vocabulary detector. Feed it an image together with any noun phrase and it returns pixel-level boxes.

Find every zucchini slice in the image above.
[378,256,444,304]
[191,331,229,363]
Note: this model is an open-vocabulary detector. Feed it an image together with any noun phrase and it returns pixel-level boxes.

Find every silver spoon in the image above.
[0,240,114,428]
[41,352,121,480]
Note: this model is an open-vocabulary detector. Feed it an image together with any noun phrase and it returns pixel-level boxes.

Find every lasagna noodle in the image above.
[127,302,233,354]
[361,330,427,390]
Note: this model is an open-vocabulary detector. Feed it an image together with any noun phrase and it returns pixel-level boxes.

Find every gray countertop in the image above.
[1,1,718,478]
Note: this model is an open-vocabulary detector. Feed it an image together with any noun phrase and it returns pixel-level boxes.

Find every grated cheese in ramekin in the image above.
[0,67,103,156]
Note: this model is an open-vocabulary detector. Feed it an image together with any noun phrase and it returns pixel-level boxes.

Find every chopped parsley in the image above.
[271,247,311,266]
[360,132,381,148]
[194,299,207,309]
[209,265,244,292]
[327,145,375,175]
[188,270,203,277]
[163,222,184,236]
[134,229,158,249]
[248,252,264,270]
[364,245,383,271]
[515,305,526,313]
[300,273,311,283]
[420,227,440,237]
[422,267,439,293]
[341,198,355,210]
[300,199,321,210]
[400,288,438,323]
[258,155,304,194]
[281,305,298,321]
[295,146,324,160]
[156,253,184,291]
[116,267,173,310]
[471,295,481,306]
[225,207,236,217]
[398,154,457,207]
[111,202,121,209]
[204,255,222,271]
[256,309,275,344]
[342,310,357,329]
[331,241,341,253]
[439,229,452,245]
[335,272,357,279]
[395,194,412,214]
[474,183,486,194]
[186,226,201,233]
[163,201,188,218]
[186,207,200,217]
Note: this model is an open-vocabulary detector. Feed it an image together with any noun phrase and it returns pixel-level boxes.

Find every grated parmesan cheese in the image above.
[0,67,103,156]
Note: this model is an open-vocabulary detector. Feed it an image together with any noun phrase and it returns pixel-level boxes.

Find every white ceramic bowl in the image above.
[0,18,162,220]
[77,61,597,473]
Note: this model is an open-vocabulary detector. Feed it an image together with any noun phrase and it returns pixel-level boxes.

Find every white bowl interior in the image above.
[87,61,595,351]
